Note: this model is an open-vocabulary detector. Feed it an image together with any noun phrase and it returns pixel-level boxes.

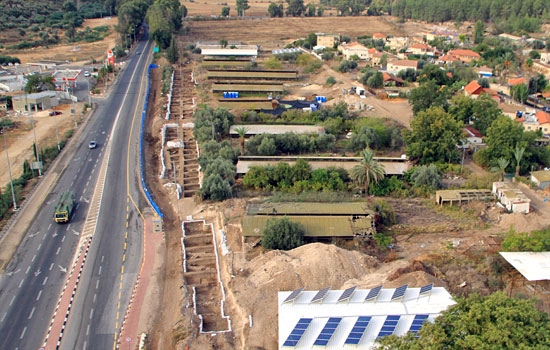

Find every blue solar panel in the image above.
[419,283,433,295]
[311,287,330,303]
[391,285,408,300]
[377,315,401,338]
[283,318,312,347]
[344,316,372,345]
[338,286,356,302]
[408,314,429,336]
[365,285,382,301]
[283,287,304,304]
[313,317,342,346]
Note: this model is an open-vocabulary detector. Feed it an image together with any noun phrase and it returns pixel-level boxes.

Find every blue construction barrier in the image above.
[139,64,163,219]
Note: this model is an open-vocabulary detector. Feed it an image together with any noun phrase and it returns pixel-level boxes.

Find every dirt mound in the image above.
[231,243,377,349]
[387,260,440,281]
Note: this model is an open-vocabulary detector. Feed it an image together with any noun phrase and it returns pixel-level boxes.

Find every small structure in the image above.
[278,285,456,350]
[52,70,80,91]
[463,80,498,99]
[407,43,432,56]
[532,60,550,79]
[530,170,550,189]
[462,126,484,150]
[499,252,550,281]
[372,32,387,40]
[435,189,492,206]
[492,182,531,214]
[200,44,259,58]
[447,49,480,63]
[476,66,493,78]
[0,75,26,92]
[316,34,340,48]
[12,91,58,113]
[242,202,376,239]
[382,72,404,87]
[508,77,526,86]
[229,124,325,137]
[339,42,369,60]
[386,60,418,75]
[519,111,550,134]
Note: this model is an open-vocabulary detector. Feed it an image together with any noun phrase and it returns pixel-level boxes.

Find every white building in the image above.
[278,285,456,349]
[492,182,531,214]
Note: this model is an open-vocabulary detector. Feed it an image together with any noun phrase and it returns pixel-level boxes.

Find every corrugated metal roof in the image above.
[435,189,492,203]
[532,170,550,183]
[201,48,258,56]
[213,84,283,92]
[248,202,371,215]
[499,252,550,281]
[207,71,297,79]
[278,287,456,349]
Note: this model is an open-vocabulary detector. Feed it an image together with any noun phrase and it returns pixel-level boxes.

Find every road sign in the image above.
[31,161,43,170]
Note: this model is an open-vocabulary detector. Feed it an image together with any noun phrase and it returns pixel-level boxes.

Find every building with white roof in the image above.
[499,252,550,281]
[278,285,456,349]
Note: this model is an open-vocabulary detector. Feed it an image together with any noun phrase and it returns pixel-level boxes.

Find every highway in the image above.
[0,35,153,350]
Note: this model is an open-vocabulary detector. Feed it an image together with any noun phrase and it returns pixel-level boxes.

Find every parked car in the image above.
[49,111,62,116]
[84,71,90,77]
[88,141,97,149]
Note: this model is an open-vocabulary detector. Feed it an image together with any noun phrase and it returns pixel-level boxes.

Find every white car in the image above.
[84,71,90,77]
[88,141,97,149]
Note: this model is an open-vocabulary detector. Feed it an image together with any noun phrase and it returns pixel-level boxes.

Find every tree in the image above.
[379,53,388,68]
[417,64,449,86]
[474,20,485,44]
[219,39,228,48]
[510,83,528,103]
[404,107,463,164]
[221,6,230,16]
[306,2,316,16]
[286,0,305,16]
[410,165,441,189]
[234,126,248,155]
[378,292,550,350]
[350,148,386,197]
[268,2,284,17]
[261,217,305,250]
[408,81,449,114]
[200,173,232,201]
[316,4,324,16]
[25,74,55,93]
[63,1,77,12]
[449,94,502,135]
[166,36,178,64]
[513,146,525,177]
[366,72,384,89]
[490,158,509,181]
[65,25,76,40]
[236,0,250,16]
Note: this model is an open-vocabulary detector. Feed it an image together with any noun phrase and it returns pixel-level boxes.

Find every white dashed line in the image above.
[49,263,54,271]
[9,295,15,306]
[37,243,42,250]
[48,223,52,230]
[25,266,30,274]
[19,326,27,339]
[62,236,66,242]
[56,247,61,255]
[31,255,36,262]
[1,312,6,323]
[67,224,71,231]
[76,203,80,210]
[86,324,90,336]
[101,256,104,263]
[18,279,24,288]
[28,307,35,319]
[95,280,99,289]
[42,276,48,285]
[89,308,94,320]
[98,266,102,276]
[93,293,97,304]
[42,234,46,241]
[36,290,42,301]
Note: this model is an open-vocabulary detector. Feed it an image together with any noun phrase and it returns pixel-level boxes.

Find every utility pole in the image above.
[53,112,60,151]
[26,92,42,176]
[1,128,18,210]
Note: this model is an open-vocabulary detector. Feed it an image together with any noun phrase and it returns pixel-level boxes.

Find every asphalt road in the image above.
[0,36,152,350]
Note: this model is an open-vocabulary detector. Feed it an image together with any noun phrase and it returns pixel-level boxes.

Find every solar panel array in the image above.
[391,284,408,300]
[313,317,342,346]
[408,314,429,337]
[311,287,330,303]
[344,316,372,345]
[272,48,301,55]
[338,286,356,302]
[365,285,382,301]
[377,315,401,338]
[283,287,304,304]
[283,318,313,347]
[419,283,433,296]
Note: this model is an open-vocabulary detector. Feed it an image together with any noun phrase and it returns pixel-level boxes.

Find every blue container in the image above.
[223,92,228,99]
[236,92,239,98]
[322,96,327,103]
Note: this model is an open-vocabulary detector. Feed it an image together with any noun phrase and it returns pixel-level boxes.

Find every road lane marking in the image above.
[89,308,94,319]
[56,247,61,255]
[28,306,35,319]
[9,295,15,306]
[86,324,90,336]
[37,243,42,250]
[93,293,97,303]
[26,266,30,274]
[19,326,27,339]
[18,279,24,288]
[76,203,80,210]
[48,223,52,230]
[49,263,54,271]
[42,234,46,241]
[1,312,6,323]
[32,254,36,262]
[42,276,48,285]
[62,235,66,242]
[67,224,71,231]
[98,266,102,275]
[86,180,90,187]
[36,290,42,301]
[101,255,105,263]
[96,280,99,289]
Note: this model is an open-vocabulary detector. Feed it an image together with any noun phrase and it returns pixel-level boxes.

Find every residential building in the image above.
[508,77,526,86]
[12,91,58,113]
[530,170,550,190]
[199,44,258,58]
[316,34,339,48]
[463,80,498,99]
[339,42,369,60]
[0,74,26,92]
[278,285,456,350]
[369,50,385,66]
[386,60,417,75]
[437,54,460,65]
[476,66,493,78]
[425,30,458,41]
[372,32,386,40]
[462,126,484,150]
[447,49,480,63]
[407,43,432,56]
[532,60,550,78]
[519,111,550,134]
[387,37,409,50]
[541,52,550,65]
[492,182,530,214]
[382,72,405,86]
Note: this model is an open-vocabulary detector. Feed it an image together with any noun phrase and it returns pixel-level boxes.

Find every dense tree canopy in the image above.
[378,292,550,350]
[404,107,463,164]
[408,81,450,114]
[448,94,502,135]
[261,218,305,250]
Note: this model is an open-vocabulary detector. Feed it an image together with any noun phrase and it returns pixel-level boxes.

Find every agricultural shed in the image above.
[200,44,258,57]
[499,252,550,281]
[213,83,283,93]
[218,99,276,110]
[229,124,325,137]
[492,182,530,214]
[207,70,298,80]
[435,189,492,206]
[530,170,550,190]
[236,156,410,176]
[242,202,375,238]
[279,286,456,349]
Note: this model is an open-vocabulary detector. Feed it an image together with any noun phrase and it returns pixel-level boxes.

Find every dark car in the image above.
[49,111,62,116]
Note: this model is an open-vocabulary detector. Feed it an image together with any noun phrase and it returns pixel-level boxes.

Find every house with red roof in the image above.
[463,126,485,150]
[508,77,526,86]
[339,42,369,60]
[407,43,433,56]
[464,80,499,100]
[447,49,480,63]
[382,72,405,86]
[373,33,386,40]
[519,111,550,134]
[437,54,460,65]
[387,60,418,74]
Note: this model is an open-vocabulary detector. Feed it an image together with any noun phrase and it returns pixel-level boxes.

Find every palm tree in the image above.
[350,148,385,197]
[234,126,248,155]
[513,146,525,177]
[490,158,509,181]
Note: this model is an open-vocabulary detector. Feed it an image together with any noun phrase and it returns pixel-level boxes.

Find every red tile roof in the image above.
[438,54,459,62]
[464,81,482,95]
[508,77,526,86]
[373,32,386,39]
[410,43,430,50]
[536,111,550,124]
[463,126,483,137]
[482,88,498,96]
[448,49,481,58]
[382,72,405,83]
[391,59,418,68]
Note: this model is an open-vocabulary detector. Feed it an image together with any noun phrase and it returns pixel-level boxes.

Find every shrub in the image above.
[502,228,550,252]
[370,199,396,227]
[261,217,305,250]
[325,76,336,86]
[245,133,336,156]
[410,164,441,189]
[337,60,358,73]
[264,56,282,69]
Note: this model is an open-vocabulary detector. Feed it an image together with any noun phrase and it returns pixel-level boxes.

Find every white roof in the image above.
[229,124,325,136]
[201,48,258,56]
[499,252,550,281]
[278,287,456,349]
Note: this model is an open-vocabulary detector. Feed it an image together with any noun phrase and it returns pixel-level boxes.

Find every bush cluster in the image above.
[261,217,305,250]
[245,133,336,156]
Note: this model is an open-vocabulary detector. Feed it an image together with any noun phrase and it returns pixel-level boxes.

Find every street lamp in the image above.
[1,127,18,211]
[26,92,42,176]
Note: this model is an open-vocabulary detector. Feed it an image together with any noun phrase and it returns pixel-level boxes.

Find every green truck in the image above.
[54,191,75,223]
